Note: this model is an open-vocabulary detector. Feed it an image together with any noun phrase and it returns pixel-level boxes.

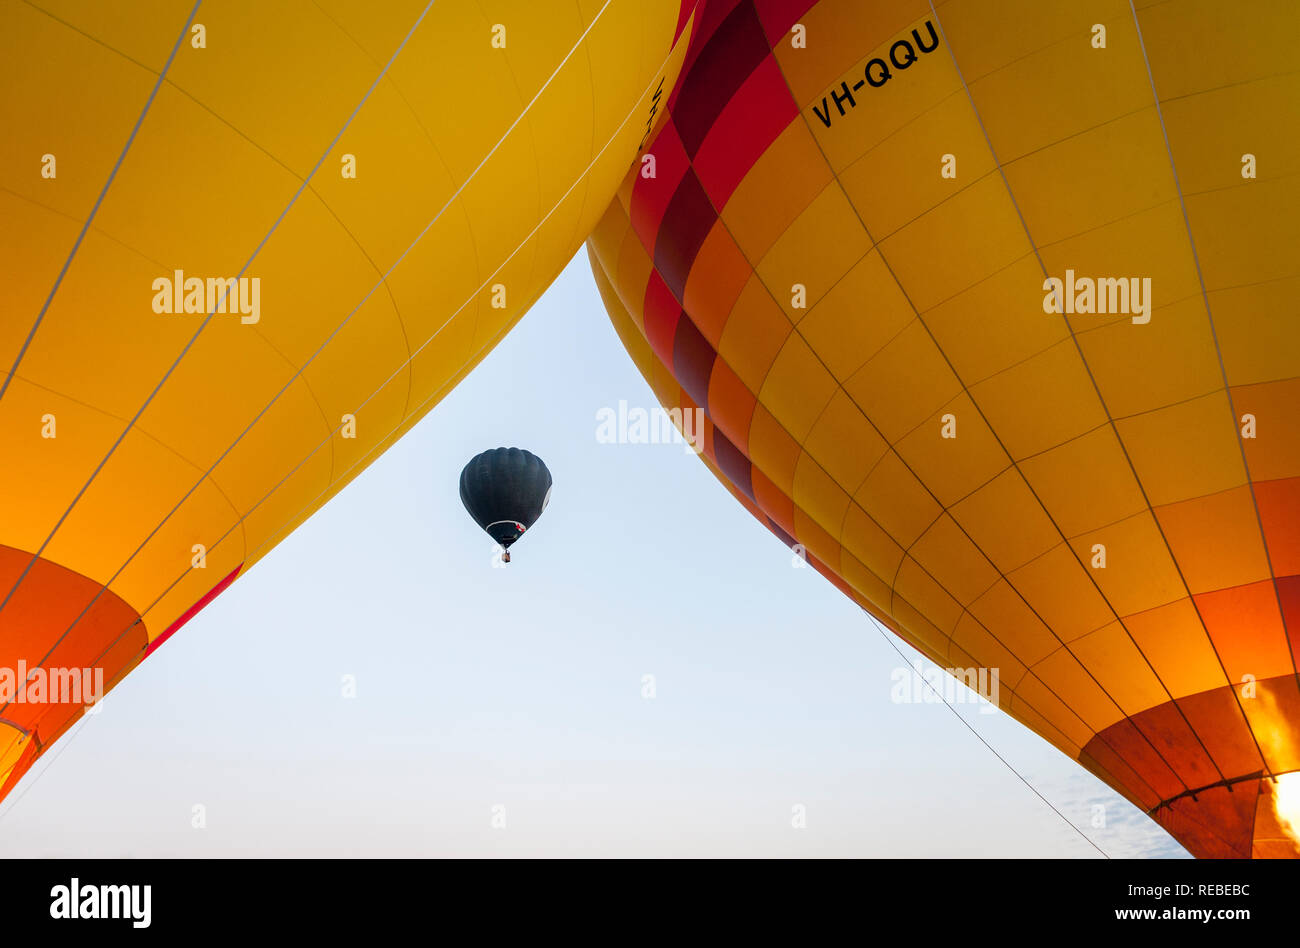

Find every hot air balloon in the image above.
[460,448,553,562]
[0,0,701,804]
[587,0,1300,857]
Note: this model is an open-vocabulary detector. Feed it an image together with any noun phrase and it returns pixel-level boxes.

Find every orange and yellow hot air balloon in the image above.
[588,0,1300,857]
[0,0,698,803]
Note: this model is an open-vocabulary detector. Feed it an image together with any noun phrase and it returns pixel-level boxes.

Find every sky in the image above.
[0,249,1187,858]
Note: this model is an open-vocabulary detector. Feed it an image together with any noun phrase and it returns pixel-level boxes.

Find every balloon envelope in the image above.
[0,0,700,803]
[588,0,1300,857]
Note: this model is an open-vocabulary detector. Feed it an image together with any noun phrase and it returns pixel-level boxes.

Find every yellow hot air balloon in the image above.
[0,0,698,802]
[588,0,1300,857]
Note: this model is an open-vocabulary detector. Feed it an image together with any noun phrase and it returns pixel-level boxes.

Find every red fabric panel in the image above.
[693,55,799,207]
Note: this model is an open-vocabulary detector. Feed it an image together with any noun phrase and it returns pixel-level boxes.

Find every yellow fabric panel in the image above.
[935,0,1116,79]
[1009,543,1116,644]
[312,0,431,63]
[878,172,1031,313]
[795,249,913,379]
[0,380,120,555]
[909,514,1000,608]
[0,197,77,365]
[1069,510,1188,617]
[757,331,836,442]
[922,255,1068,382]
[962,15,1150,162]
[1138,0,1297,98]
[1114,390,1247,505]
[950,469,1059,573]
[1045,204,1199,337]
[755,182,873,319]
[20,230,204,420]
[97,89,298,280]
[312,82,455,276]
[802,389,888,492]
[968,340,1109,461]
[1194,177,1300,304]
[168,2,388,179]
[854,451,940,550]
[1075,297,1223,420]
[842,320,961,445]
[383,213,481,404]
[0,0,167,232]
[837,90,995,239]
[891,393,1009,508]
[36,0,194,69]
[1017,425,1147,538]
[1158,73,1300,194]
[1003,109,1178,248]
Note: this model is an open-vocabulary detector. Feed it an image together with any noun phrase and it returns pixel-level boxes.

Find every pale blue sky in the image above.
[0,250,1186,858]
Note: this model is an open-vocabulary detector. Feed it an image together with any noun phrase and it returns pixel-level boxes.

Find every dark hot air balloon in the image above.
[460,448,553,563]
